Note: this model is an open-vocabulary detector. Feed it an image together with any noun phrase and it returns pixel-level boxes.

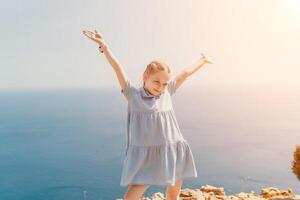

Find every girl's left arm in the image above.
[174,53,213,90]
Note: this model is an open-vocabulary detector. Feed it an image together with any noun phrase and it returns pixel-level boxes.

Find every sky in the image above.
[0,0,300,90]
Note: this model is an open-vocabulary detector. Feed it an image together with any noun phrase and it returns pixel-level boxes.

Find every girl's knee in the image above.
[123,184,149,200]
[167,179,183,189]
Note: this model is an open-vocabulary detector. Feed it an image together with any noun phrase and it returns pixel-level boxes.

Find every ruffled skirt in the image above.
[120,140,198,186]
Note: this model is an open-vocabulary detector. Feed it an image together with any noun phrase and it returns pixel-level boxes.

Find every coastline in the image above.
[132,185,300,200]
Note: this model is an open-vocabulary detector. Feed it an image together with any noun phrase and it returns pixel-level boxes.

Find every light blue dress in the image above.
[120,78,197,186]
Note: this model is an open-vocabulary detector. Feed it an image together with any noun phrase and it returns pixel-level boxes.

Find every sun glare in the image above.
[279,0,300,21]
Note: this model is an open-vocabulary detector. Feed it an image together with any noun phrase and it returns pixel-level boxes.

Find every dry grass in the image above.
[292,144,300,181]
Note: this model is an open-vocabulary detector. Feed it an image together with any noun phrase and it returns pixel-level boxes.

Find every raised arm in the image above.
[82,30,128,91]
[174,53,213,90]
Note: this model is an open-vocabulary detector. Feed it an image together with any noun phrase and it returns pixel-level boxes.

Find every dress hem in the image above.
[120,174,198,187]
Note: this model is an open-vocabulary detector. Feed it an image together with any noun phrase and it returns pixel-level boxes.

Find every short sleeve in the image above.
[167,79,177,95]
[121,79,136,101]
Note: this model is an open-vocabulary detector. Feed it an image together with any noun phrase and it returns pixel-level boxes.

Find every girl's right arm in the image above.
[101,44,129,92]
[82,30,128,92]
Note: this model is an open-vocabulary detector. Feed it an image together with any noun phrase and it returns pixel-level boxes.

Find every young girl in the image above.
[83,30,213,200]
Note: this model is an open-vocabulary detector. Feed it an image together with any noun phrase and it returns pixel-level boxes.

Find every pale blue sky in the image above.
[1,0,299,90]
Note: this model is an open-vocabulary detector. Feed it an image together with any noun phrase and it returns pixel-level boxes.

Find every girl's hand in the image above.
[200,53,213,64]
[82,29,107,53]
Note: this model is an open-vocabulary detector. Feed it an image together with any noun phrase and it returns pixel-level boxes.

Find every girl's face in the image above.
[143,71,171,96]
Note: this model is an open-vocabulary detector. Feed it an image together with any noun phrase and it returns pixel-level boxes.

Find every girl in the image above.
[83,30,213,200]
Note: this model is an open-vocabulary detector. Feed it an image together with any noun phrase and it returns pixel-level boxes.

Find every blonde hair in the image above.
[142,61,171,86]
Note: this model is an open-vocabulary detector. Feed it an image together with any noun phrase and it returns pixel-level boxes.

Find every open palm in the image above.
[82,30,105,46]
[201,53,213,64]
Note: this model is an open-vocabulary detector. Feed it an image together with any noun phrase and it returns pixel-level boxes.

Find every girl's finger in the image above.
[86,30,96,37]
[83,30,104,44]
[84,33,96,41]
[83,31,92,37]
[83,32,91,38]
[84,33,94,40]
[83,31,90,36]
[95,30,103,38]
[86,30,94,34]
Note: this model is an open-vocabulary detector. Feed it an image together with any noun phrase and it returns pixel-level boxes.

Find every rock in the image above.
[151,192,165,200]
[260,187,295,199]
[139,185,299,200]
[198,185,227,200]
[227,195,239,200]
[235,192,261,200]
[294,195,300,200]
[141,198,151,200]
[179,188,204,200]
[200,185,226,196]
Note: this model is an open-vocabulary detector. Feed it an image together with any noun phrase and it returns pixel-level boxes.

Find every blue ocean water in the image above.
[0,86,299,200]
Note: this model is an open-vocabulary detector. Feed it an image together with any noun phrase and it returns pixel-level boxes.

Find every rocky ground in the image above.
[138,185,300,200]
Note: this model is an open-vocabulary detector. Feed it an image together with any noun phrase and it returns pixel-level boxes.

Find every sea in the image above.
[0,85,299,200]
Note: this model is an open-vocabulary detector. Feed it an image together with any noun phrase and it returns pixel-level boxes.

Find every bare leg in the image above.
[123,184,150,200]
[165,179,183,200]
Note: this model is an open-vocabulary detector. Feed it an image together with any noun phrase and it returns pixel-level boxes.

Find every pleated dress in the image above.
[120,78,197,186]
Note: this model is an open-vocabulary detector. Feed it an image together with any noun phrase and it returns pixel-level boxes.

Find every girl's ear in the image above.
[143,73,150,88]
[143,72,148,82]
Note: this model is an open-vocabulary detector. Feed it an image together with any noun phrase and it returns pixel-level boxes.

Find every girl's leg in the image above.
[123,184,150,200]
[165,179,183,200]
